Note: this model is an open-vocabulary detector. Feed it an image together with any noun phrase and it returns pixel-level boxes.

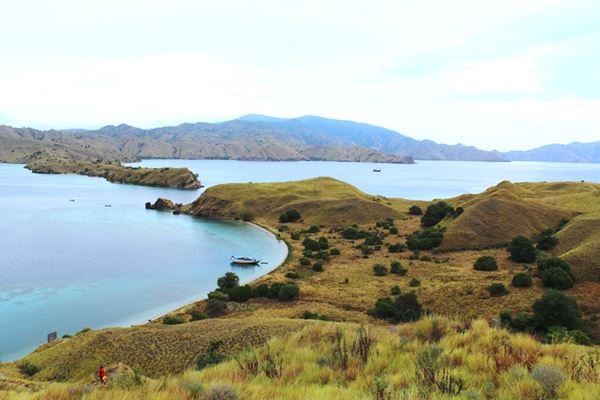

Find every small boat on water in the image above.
[230,256,261,265]
[372,169,381,172]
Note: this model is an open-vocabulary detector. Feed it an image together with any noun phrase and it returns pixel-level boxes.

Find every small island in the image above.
[26,158,202,189]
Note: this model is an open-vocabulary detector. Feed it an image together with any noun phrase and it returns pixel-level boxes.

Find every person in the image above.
[98,365,107,385]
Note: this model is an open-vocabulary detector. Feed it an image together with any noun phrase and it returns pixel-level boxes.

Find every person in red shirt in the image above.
[98,366,107,384]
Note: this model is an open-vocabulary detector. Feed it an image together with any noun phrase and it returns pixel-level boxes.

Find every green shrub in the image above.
[421,202,454,227]
[511,312,534,332]
[406,228,444,250]
[364,235,383,246]
[300,310,331,321]
[330,248,341,256]
[279,209,301,223]
[547,326,592,345]
[341,227,370,239]
[391,286,401,295]
[373,264,388,276]
[222,285,253,302]
[473,256,498,271]
[487,283,508,297]
[290,232,300,240]
[387,243,406,253]
[239,211,254,222]
[389,227,399,234]
[191,310,208,321]
[409,205,423,215]
[207,291,229,301]
[217,272,239,289]
[206,299,227,317]
[511,272,533,288]
[277,283,300,301]
[536,228,558,251]
[409,278,421,287]
[303,237,329,251]
[163,315,186,325]
[533,290,582,331]
[285,271,301,279]
[312,262,324,272]
[452,207,464,217]
[390,261,407,275]
[369,292,422,323]
[18,362,41,377]
[197,341,227,370]
[508,236,536,263]
[538,257,574,280]
[308,225,320,233]
[530,364,565,398]
[253,283,270,298]
[299,257,311,266]
[542,268,574,290]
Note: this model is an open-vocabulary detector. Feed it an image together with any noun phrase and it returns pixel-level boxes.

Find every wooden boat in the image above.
[230,256,260,265]
[372,169,381,172]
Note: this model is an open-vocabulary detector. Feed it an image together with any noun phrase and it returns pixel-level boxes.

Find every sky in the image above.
[0,0,598,151]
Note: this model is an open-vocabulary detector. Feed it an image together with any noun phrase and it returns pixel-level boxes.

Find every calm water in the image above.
[2,159,600,361]
[0,164,287,361]
[130,159,600,200]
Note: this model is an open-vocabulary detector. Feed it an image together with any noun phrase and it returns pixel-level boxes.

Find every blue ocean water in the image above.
[0,164,287,361]
[2,159,600,361]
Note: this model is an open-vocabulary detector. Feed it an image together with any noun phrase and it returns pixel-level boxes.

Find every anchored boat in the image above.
[230,256,260,265]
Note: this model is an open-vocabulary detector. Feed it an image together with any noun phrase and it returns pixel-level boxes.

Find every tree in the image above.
[488,282,508,296]
[538,257,574,280]
[508,236,536,263]
[277,283,300,301]
[409,205,423,215]
[369,293,422,323]
[217,272,239,289]
[279,209,301,223]
[373,264,388,276]
[206,299,227,317]
[511,272,533,288]
[542,268,574,290]
[406,228,443,250]
[537,228,558,251]
[532,290,582,331]
[473,256,498,271]
[421,202,454,227]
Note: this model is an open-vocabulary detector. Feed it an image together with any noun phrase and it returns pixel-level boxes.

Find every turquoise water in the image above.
[0,164,287,361]
[2,159,600,361]
[130,159,600,200]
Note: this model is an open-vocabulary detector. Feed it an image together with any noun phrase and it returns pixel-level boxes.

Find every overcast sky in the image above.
[0,0,598,151]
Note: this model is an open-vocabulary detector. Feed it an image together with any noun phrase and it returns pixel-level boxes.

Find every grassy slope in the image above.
[26,158,201,189]
[4,317,600,399]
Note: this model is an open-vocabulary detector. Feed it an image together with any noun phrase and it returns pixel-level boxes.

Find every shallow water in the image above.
[0,164,287,361]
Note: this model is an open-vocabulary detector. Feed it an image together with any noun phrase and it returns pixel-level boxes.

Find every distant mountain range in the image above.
[505,141,600,163]
[0,114,597,164]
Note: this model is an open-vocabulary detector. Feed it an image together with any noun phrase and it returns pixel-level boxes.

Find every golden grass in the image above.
[555,211,600,281]
[4,317,600,399]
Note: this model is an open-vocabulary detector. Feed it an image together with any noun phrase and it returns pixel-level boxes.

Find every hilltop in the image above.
[506,141,600,163]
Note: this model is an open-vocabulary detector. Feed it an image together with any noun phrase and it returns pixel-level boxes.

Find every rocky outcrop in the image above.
[145,198,179,211]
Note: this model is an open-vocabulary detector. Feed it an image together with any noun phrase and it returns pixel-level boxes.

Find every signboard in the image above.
[47,331,58,342]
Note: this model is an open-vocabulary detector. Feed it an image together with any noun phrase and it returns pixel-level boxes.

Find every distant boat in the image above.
[372,169,381,172]
[230,256,260,265]
[104,204,112,207]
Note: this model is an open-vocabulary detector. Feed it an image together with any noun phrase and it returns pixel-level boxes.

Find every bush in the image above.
[277,283,300,301]
[421,202,454,227]
[268,282,284,298]
[239,211,254,222]
[387,243,406,253]
[290,232,300,240]
[222,285,253,302]
[367,263,385,276]
[452,207,464,217]
[389,227,399,234]
[533,290,582,331]
[163,315,185,325]
[409,278,421,287]
[18,362,41,377]
[406,228,443,250]
[409,205,423,215]
[508,236,536,263]
[369,293,422,323]
[511,272,533,287]
[300,310,331,321]
[330,248,341,256]
[547,326,592,345]
[542,267,574,290]
[279,209,301,223]
[538,257,574,279]
[341,227,370,239]
[391,286,401,295]
[303,237,329,251]
[217,272,239,289]
[312,261,324,272]
[206,299,227,317]
[473,256,498,271]
[191,310,208,321]
[364,235,383,246]
[537,228,558,251]
[253,283,270,298]
[299,257,311,266]
[530,364,566,398]
[197,341,227,370]
[308,225,320,233]
[487,283,508,296]
[390,261,407,275]
[207,291,229,301]
[285,271,301,279]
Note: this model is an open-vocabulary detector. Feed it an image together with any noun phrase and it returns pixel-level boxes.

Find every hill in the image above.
[0,114,509,164]
[505,141,600,163]
[182,177,403,226]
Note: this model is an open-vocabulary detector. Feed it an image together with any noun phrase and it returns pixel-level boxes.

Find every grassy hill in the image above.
[183,177,404,226]
[25,158,202,189]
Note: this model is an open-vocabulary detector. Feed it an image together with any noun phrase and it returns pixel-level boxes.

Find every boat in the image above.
[230,256,261,265]
[372,169,381,172]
